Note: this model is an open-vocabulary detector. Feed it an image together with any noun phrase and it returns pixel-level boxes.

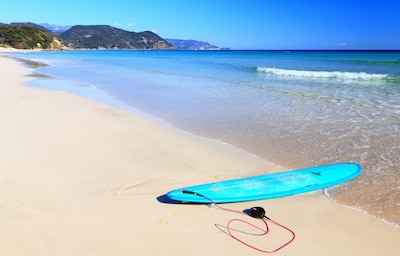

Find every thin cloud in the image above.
[335,42,353,46]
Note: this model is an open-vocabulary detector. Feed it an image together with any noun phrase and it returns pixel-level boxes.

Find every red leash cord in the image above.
[181,190,296,253]
[212,203,296,253]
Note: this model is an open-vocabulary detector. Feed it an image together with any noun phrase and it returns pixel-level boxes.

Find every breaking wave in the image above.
[257,67,388,80]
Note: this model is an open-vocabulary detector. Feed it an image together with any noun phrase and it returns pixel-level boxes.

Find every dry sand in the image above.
[1,51,399,255]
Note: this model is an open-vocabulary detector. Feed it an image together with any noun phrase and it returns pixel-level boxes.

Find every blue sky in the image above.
[2,0,399,49]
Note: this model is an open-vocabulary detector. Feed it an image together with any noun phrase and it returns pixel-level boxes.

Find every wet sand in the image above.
[1,51,399,255]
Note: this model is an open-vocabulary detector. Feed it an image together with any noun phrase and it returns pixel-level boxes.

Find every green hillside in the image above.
[59,25,175,50]
[0,25,63,49]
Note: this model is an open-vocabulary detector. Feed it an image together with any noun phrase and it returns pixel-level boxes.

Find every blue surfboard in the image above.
[166,163,361,203]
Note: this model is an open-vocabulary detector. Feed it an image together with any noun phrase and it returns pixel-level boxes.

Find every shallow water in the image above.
[12,50,400,226]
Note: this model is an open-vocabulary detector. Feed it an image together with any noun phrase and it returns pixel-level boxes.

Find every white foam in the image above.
[257,67,388,80]
[324,189,400,229]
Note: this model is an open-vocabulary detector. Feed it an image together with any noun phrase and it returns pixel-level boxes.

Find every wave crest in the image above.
[257,67,388,80]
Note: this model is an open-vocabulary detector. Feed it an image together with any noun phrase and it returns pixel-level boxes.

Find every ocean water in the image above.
[11,50,400,227]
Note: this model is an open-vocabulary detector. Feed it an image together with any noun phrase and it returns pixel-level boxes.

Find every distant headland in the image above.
[0,22,228,51]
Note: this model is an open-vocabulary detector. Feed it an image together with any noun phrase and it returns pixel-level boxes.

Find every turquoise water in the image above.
[12,50,400,226]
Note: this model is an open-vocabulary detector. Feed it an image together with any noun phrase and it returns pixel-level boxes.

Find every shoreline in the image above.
[323,189,400,229]
[1,53,399,255]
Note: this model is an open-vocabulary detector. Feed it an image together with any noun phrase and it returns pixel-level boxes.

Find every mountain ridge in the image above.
[34,23,226,50]
[58,25,174,50]
[40,23,72,34]
[1,22,227,50]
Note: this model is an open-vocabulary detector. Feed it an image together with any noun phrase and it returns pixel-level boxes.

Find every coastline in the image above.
[1,52,399,255]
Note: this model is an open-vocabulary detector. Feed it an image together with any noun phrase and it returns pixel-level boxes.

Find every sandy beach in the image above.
[1,51,399,255]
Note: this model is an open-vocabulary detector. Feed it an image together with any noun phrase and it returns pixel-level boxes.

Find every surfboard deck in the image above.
[166,163,361,203]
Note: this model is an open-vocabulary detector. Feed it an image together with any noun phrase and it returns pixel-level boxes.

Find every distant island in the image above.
[165,39,229,50]
[0,22,227,51]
